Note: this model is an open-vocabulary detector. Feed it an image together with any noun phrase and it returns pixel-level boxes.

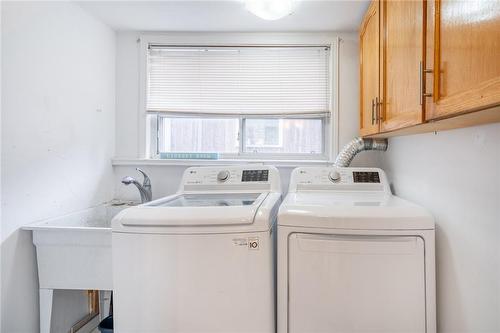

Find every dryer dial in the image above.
[328,171,341,183]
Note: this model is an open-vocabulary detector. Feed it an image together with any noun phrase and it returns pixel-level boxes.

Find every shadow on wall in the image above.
[1,230,39,333]
[433,223,466,331]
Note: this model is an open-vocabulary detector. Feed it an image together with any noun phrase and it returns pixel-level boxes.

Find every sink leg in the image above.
[39,289,53,333]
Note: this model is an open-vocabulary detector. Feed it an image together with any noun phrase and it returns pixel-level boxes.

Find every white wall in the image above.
[0,2,2,329]
[113,32,366,200]
[1,2,116,332]
[370,122,500,333]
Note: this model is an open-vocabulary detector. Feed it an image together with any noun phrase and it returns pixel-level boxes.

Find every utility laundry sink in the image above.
[23,201,136,333]
[24,201,135,290]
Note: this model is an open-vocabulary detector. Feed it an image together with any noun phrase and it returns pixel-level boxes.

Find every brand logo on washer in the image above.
[248,238,259,250]
[232,238,247,247]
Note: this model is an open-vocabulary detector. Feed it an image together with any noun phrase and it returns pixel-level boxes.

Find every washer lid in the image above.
[148,193,261,208]
[119,192,266,227]
[111,191,283,234]
[278,192,434,230]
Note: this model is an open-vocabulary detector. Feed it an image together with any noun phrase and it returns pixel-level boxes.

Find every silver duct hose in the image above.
[334,137,388,167]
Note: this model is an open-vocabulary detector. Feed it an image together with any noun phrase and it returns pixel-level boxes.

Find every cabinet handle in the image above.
[371,99,375,125]
[376,97,383,122]
[419,61,433,105]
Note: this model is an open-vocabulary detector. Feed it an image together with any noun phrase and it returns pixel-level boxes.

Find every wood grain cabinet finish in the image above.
[359,1,381,136]
[359,0,500,137]
[425,0,500,120]
[380,0,425,132]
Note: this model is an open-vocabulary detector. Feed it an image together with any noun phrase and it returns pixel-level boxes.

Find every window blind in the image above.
[147,46,330,116]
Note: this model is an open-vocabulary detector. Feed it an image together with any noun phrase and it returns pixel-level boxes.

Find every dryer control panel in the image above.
[289,167,390,193]
[180,166,280,192]
[352,171,380,183]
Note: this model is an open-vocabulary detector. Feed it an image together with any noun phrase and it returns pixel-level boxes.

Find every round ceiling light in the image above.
[245,0,297,21]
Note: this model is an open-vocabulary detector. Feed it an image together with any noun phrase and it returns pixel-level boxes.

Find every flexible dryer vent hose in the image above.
[334,137,388,167]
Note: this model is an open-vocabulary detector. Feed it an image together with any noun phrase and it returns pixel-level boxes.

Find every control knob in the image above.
[328,170,341,183]
[217,170,230,182]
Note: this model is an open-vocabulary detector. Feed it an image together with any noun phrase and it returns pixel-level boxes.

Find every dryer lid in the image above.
[278,192,434,230]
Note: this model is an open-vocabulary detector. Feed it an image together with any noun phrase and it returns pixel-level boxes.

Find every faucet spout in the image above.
[121,169,153,203]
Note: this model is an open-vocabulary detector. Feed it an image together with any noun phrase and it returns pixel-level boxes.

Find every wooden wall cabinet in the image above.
[425,0,500,120]
[380,0,425,132]
[359,0,500,138]
[359,1,381,136]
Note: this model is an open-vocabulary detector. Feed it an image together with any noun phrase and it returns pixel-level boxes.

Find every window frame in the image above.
[149,113,330,160]
[138,33,340,162]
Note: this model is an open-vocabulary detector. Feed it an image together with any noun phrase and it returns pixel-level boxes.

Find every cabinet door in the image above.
[381,0,425,132]
[359,1,380,136]
[425,0,500,120]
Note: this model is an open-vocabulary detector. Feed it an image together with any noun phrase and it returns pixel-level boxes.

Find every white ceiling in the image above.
[78,1,369,32]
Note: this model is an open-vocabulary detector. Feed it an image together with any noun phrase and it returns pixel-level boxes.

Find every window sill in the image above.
[112,158,331,168]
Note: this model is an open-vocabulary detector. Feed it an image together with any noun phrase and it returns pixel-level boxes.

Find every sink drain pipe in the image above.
[334,137,388,167]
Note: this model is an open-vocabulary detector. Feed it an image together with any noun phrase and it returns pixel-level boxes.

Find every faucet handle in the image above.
[136,168,151,187]
[121,176,136,185]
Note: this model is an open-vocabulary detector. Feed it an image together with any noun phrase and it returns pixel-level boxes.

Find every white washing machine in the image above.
[277,167,436,333]
[112,166,281,333]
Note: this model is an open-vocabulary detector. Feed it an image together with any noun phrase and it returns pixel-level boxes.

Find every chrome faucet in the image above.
[121,168,152,203]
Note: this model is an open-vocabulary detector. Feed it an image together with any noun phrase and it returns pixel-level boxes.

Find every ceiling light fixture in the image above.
[245,0,297,21]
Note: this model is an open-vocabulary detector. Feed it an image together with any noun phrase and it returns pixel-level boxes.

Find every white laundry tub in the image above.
[24,202,136,333]
[24,202,135,290]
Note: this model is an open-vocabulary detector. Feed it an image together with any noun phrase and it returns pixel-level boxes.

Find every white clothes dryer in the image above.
[277,167,436,333]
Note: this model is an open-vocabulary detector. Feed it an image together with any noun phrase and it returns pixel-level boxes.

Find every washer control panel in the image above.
[290,167,389,193]
[181,166,280,192]
[242,169,269,182]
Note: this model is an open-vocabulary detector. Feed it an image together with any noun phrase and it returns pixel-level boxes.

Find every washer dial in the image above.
[217,170,230,182]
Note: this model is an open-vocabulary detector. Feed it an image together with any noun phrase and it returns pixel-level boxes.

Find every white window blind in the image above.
[147,46,330,116]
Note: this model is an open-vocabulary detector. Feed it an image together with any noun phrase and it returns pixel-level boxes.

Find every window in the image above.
[244,118,323,154]
[158,117,239,154]
[146,45,331,160]
[154,116,325,158]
